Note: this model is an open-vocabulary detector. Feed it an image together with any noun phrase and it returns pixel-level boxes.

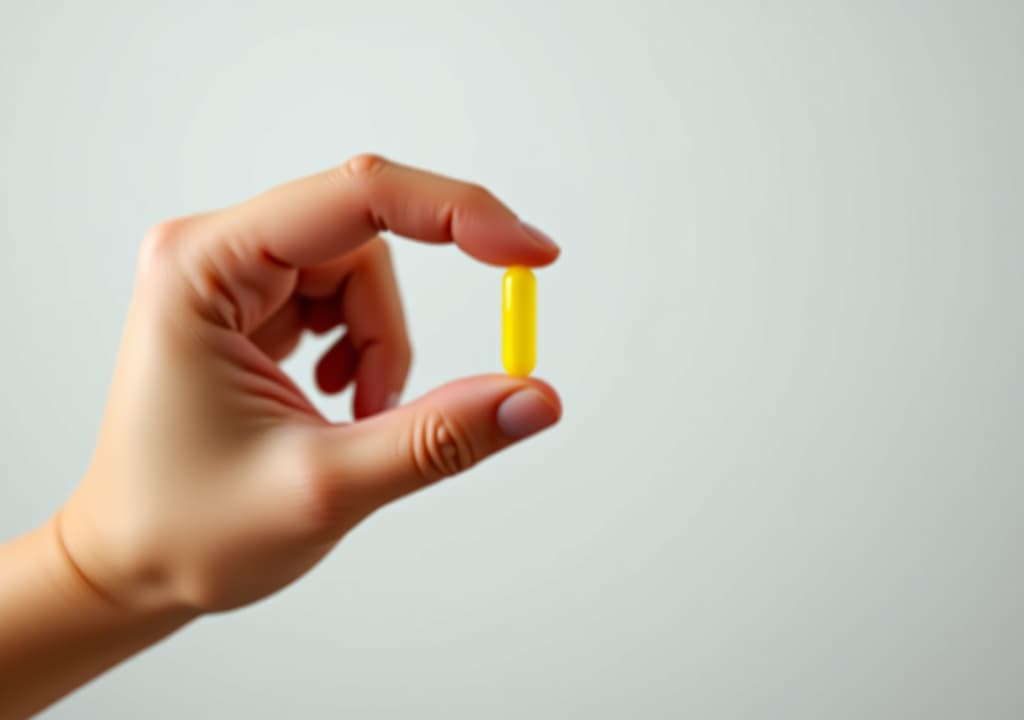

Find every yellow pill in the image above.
[502,266,537,377]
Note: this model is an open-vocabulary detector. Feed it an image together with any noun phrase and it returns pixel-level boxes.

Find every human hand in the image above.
[58,155,562,615]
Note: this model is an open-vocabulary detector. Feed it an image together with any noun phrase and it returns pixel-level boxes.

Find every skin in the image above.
[0,155,562,718]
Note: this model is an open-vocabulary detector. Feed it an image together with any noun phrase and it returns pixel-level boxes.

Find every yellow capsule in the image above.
[502,266,537,377]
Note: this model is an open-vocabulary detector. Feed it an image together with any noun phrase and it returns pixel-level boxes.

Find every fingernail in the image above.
[520,221,560,253]
[497,388,559,439]
[384,392,400,410]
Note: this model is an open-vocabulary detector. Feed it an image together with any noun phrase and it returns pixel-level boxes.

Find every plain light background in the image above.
[1,1,1022,717]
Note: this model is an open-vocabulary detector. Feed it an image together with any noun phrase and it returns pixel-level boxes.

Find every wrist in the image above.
[0,517,195,717]
[47,512,199,630]
[57,473,204,618]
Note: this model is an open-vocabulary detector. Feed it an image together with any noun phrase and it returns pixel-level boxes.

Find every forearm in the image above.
[0,515,194,718]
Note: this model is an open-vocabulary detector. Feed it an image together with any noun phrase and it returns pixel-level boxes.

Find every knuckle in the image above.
[409,410,476,484]
[136,217,207,313]
[341,152,388,183]
[139,218,186,270]
[462,182,495,207]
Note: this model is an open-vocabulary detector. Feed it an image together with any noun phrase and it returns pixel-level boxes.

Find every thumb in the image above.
[315,375,561,508]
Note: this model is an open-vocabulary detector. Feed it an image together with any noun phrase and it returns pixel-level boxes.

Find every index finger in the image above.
[216,154,560,268]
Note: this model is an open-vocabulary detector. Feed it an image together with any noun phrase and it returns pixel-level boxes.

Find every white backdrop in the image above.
[1,1,1022,717]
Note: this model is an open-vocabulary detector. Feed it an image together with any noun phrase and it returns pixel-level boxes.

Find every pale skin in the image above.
[0,154,562,718]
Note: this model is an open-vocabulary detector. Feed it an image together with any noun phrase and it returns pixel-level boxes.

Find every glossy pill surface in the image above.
[502,266,537,377]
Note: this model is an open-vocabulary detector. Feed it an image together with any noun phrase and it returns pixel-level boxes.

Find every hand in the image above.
[59,154,562,614]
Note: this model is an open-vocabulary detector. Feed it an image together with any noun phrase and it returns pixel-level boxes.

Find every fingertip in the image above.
[522,377,562,417]
[352,390,379,420]
[315,335,358,395]
[454,214,561,268]
[352,371,403,421]
[421,374,562,440]
[355,390,400,419]
[519,222,561,261]
[496,386,561,440]
[316,373,351,396]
